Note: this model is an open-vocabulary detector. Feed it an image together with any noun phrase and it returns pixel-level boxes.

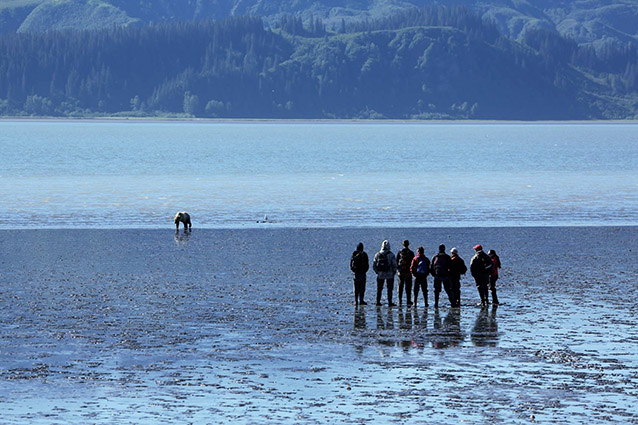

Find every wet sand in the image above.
[0,227,637,424]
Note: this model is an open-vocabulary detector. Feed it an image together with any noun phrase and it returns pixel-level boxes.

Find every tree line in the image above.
[0,6,636,119]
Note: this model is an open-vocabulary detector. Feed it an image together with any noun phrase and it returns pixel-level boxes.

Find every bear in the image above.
[174,211,192,231]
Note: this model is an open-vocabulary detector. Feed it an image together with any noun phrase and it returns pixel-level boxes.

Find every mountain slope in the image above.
[3,0,638,50]
[2,10,634,120]
[18,0,137,32]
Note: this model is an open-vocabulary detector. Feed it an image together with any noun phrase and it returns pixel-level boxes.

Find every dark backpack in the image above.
[350,251,367,273]
[397,250,411,273]
[471,252,492,276]
[376,252,389,272]
[433,254,449,276]
[482,252,494,273]
[416,257,429,275]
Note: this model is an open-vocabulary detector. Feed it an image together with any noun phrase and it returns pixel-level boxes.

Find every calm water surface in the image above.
[1,121,637,228]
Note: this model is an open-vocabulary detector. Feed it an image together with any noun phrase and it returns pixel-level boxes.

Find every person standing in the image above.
[373,240,397,307]
[411,246,430,308]
[396,240,415,306]
[488,249,501,305]
[350,242,369,306]
[470,244,493,307]
[449,247,467,308]
[430,244,451,308]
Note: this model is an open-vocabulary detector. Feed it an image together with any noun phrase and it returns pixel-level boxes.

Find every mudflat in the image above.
[1,227,636,423]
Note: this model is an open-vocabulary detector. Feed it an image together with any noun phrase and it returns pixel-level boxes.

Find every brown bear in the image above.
[174,211,192,231]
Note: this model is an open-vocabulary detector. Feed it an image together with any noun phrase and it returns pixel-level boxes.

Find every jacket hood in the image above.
[380,240,390,252]
[356,242,364,252]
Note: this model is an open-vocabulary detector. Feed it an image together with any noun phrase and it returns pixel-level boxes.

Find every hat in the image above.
[450,247,458,255]
[473,244,483,251]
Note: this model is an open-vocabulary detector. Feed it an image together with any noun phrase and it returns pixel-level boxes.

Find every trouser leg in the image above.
[449,277,460,307]
[482,277,490,305]
[490,275,499,304]
[400,274,412,305]
[442,277,454,307]
[405,276,412,305]
[414,277,427,307]
[386,278,394,305]
[433,277,442,308]
[354,274,366,304]
[476,276,489,306]
[376,278,384,305]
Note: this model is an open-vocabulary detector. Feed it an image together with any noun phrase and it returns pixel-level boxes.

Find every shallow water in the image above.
[1,227,637,423]
[1,121,638,228]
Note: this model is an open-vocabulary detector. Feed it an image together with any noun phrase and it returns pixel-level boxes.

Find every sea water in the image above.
[1,120,637,228]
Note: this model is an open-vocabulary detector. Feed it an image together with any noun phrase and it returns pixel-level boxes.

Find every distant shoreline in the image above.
[1,224,636,231]
[1,116,638,125]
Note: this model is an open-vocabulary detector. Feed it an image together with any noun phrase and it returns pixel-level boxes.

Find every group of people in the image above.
[350,240,501,308]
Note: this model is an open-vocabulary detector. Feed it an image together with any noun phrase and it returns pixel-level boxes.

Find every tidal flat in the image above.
[0,227,637,424]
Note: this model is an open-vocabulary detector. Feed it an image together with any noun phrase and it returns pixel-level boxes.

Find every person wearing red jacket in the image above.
[488,249,501,305]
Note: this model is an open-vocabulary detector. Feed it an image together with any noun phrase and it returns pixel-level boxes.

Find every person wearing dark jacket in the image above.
[411,246,430,308]
[488,249,501,305]
[430,244,451,308]
[396,240,415,306]
[470,244,493,307]
[449,247,467,308]
[350,242,369,306]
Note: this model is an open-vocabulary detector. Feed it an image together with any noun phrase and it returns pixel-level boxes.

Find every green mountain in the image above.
[2,0,638,49]
[1,8,636,120]
[0,3,637,119]
[17,0,137,31]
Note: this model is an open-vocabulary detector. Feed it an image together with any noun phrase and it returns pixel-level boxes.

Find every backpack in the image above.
[482,252,494,273]
[350,251,366,273]
[397,250,411,273]
[416,257,429,275]
[471,252,492,276]
[433,254,449,276]
[376,252,389,272]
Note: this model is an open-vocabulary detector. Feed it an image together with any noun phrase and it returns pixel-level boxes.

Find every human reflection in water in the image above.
[431,308,464,349]
[397,306,414,330]
[397,307,416,352]
[375,306,395,330]
[375,307,396,350]
[353,306,367,356]
[386,307,395,330]
[354,305,367,330]
[174,229,191,246]
[471,305,499,347]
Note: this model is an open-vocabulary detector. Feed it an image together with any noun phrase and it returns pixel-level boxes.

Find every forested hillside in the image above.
[2,0,638,49]
[0,7,637,119]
